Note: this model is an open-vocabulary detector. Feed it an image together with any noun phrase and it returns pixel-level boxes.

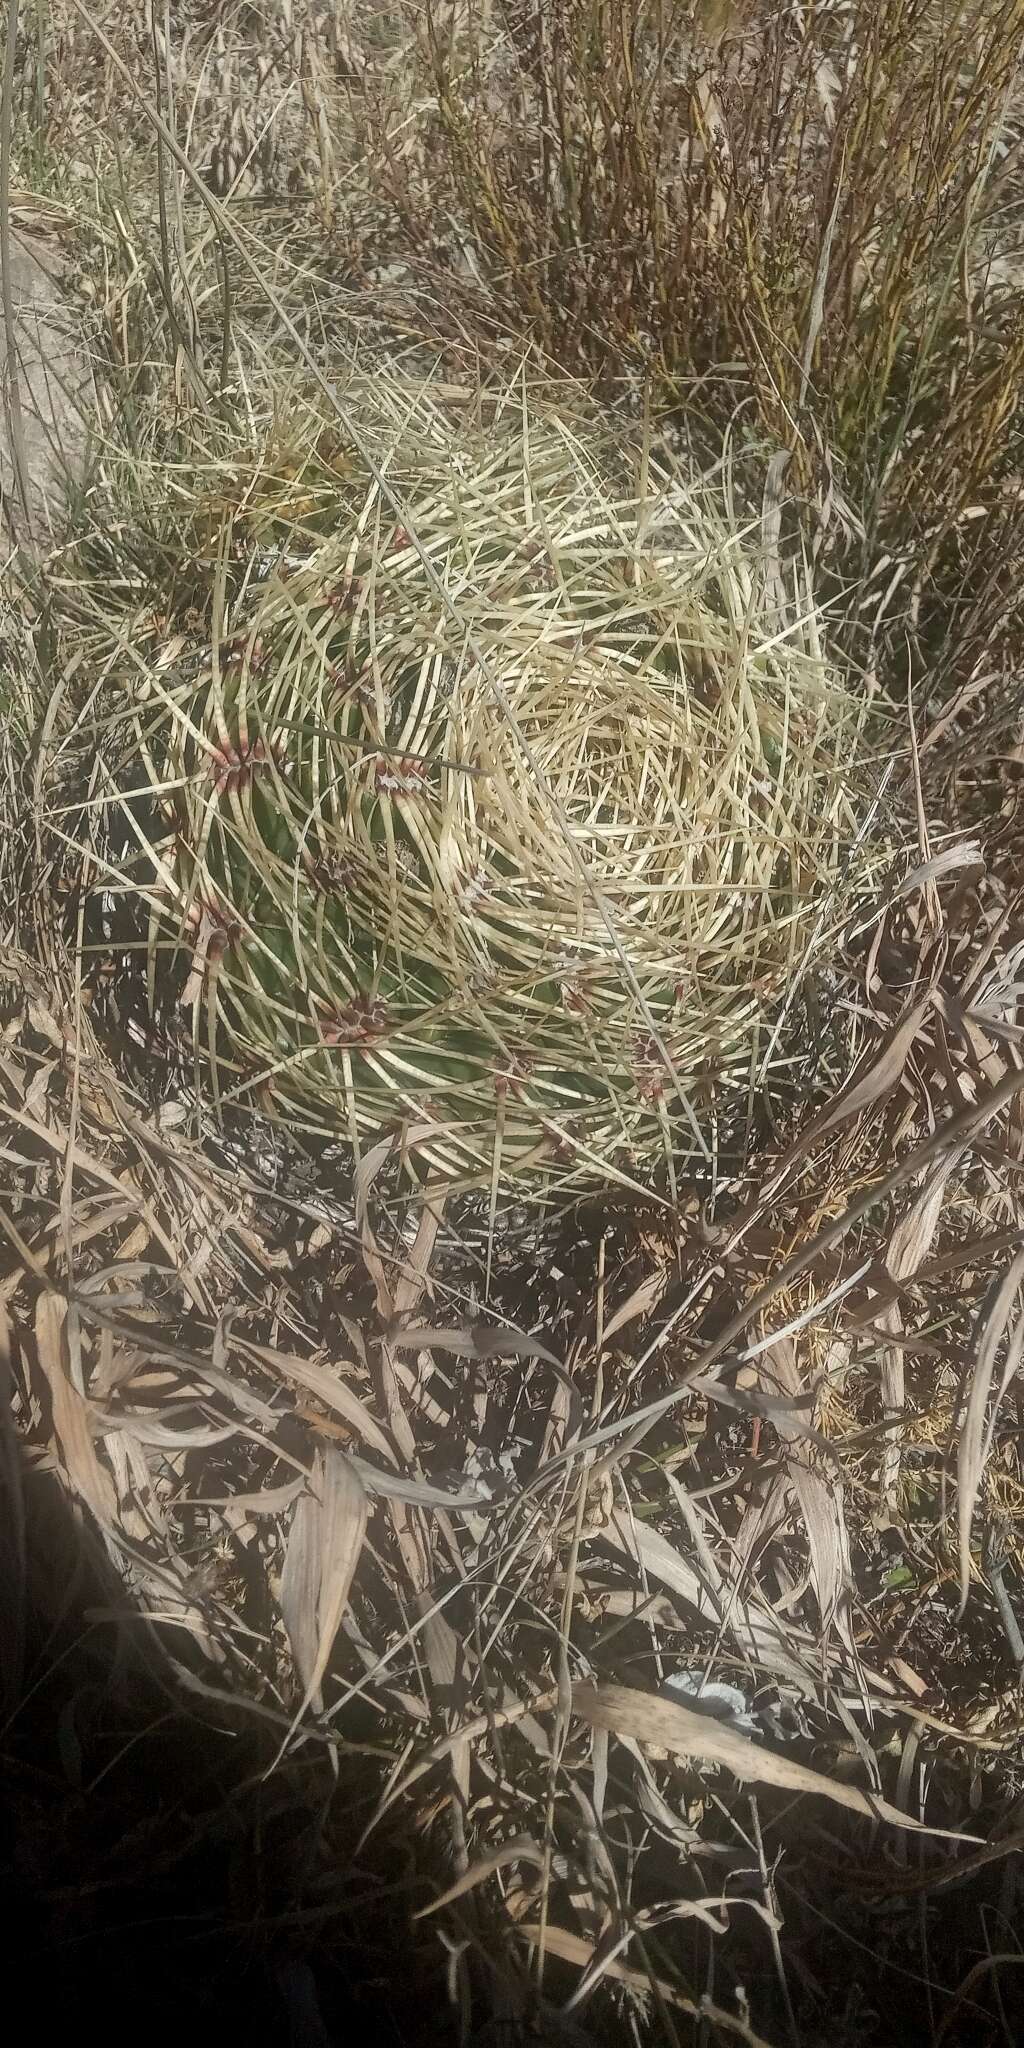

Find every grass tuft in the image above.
[383,0,1024,692]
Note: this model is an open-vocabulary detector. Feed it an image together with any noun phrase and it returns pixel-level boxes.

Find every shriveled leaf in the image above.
[816,988,933,1137]
[93,1412,237,1450]
[420,1602,471,1799]
[414,1837,546,1919]
[280,1490,319,1699]
[514,1922,776,2042]
[602,1264,670,1342]
[243,1340,397,1466]
[601,1512,817,1694]
[35,1293,116,1527]
[957,1248,1024,1616]
[204,1478,306,1523]
[573,1684,971,1837]
[790,1462,848,1631]
[392,1195,445,1317]
[767,1339,849,1633]
[388,1323,563,1369]
[893,843,984,895]
[354,1124,440,1316]
[879,1147,966,1495]
[281,1448,368,1712]
[886,1148,968,1286]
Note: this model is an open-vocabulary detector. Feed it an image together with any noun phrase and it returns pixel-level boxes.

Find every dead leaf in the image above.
[766,1339,850,1636]
[601,1511,817,1694]
[392,1194,445,1318]
[816,988,933,1137]
[389,1324,563,1369]
[241,1341,397,1466]
[886,1148,969,1288]
[602,1264,670,1342]
[414,1837,546,1918]
[573,1683,973,1838]
[957,1248,1024,1615]
[354,1124,440,1317]
[514,1922,776,2043]
[280,1448,367,1713]
[879,1147,967,1495]
[893,843,984,893]
[34,1293,116,1526]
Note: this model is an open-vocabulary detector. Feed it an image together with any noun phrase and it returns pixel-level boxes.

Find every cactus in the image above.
[92,371,868,1195]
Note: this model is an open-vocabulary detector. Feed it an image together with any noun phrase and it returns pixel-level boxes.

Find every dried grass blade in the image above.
[353,1126,446,1315]
[957,1247,1024,1616]
[573,1684,970,1838]
[414,1837,546,1919]
[767,1339,849,1635]
[280,1485,319,1699]
[420,1603,471,1804]
[602,1512,817,1693]
[281,1447,368,1712]
[34,1293,115,1526]
[513,1921,775,2043]
[816,987,933,1137]
[389,1324,563,1368]
[880,1146,967,1495]
[602,1264,670,1343]
[392,1194,445,1318]
[241,1339,398,1466]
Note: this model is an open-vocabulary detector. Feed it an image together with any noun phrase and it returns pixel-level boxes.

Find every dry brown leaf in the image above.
[602,1264,670,1343]
[34,1292,116,1526]
[242,1341,397,1466]
[280,1487,318,1699]
[420,1601,471,1801]
[573,1683,972,1838]
[879,1147,966,1495]
[893,842,984,892]
[389,1324,563,1368]
[204,1478,306,1523]
[392,1194,445,1318]
[514,1922,775,2044]
[280,1447,368,1713]
[816,988,933,1137]
[354,1123,440,1316]
[2,1098,198,1300]
[364,1688,560,1837]
[414,1836,546,1918]
[957,1247,1024,1615]
[767,1339,850,1635]
[601,1511,817,1694]
[886,1148,969,1288]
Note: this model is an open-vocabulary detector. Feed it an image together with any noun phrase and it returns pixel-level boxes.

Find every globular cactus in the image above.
[96,371,868,1196]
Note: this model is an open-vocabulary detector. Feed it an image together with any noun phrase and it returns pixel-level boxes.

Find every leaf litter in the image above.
[7,810,1024,2040]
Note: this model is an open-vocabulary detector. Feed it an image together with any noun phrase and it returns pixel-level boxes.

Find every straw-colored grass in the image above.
[363,0,1024,703]
[8,8,1024,2042]
[68,368,869,1196]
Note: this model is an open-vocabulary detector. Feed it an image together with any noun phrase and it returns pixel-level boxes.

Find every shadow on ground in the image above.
[1,1466,462,2047]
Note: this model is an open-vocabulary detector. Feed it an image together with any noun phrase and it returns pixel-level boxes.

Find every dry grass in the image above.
[7,843,1024,2043]
[6,3,1024,2044]
[393,1,1024,687]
